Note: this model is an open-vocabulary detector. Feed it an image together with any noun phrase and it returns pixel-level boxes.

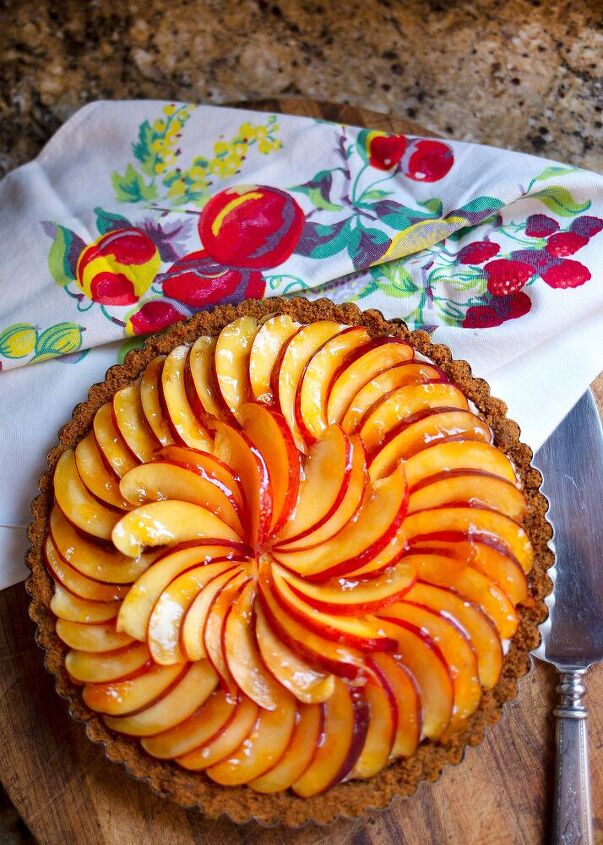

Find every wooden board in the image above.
[0,99,601,845]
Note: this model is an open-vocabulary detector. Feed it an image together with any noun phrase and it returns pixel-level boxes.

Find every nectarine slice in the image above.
[360,383,469,452]
[139,355,174,446]
[277,320,342,451]
[155,445,244,511]
[162,346,213,451]
[83,662,187,716]
[177,697,258,770]
[147,561,240,664]
[50,505,150,584]
[117,544,243,640]
[93,402,138,477]
[188,336,227,420]
[326,339,413,425]
[112,500,243,558]
[368,653,420,757]
[75,433,130,510]
[254,603,335,703]
[50,584,119,624]
[224,581,284,710]
[350,678,394,779]
[206,686,296,785]
[45,537,129,603]
[369,410,492,481]
[275,433,365,552]
[408,471,526,520]
[404,440,517,488]
[341,361,447,433]
[292,678,367,797]
[214,316,258,421]
[113,381,159,462]
[297,326,371,442]
[249,314,299,404]
[272,462,407,579]
[56,620,133,653]
[104,660,218,737]
[180,567,246,662]
[404,582,503,689]
[54,450,120,540]
[341,528,409,579]
[239,402,300,534]
[204,572,249,689]
[141,689,236,759]
[249,703,322,793]
[65,642,151,683]
[119,461,244,535]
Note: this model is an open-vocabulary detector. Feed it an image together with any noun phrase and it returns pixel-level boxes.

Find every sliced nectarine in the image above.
[272,462,407,579]
[254,603,335,703]
[214,316,258,421]
[75,433,130,510]
[113,381,159,463]
[341,528,409,579]
[83,662,187,716]
[408,471,526,519]
[342,361,447,433]
[176,697,258,770]
[54,450,120,540]
[112,499,243,558]
[162,346,213,451]
[139,355,174,446]
[155,445,244,511]
[104,660,218,737]
[369,410,492,481]
[65,642,151,683]
[277,320,342,451]
[50,584,119,624]
[239,402,300,534]
[404,440,517,488]
[141,689,236,759]
[188,336,227,420]
[119,461,244,535]
[350,677,394,779]
[275,433,366,552]
[249,314,299,404]
[360,383,469,452]
[181,568,247,662]
[326,338,414,425]
[249,703,322,793]
[368,653,420,758]
[93,402,138,477]
[297,326,371,442]
[204,572,249,689]
[56,620,133,653]
[45,537,129,603]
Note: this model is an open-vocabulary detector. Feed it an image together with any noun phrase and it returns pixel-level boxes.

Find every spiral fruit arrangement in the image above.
[44,311,533,797]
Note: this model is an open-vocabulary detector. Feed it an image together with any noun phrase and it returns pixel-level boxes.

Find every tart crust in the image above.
[26,297,553,827]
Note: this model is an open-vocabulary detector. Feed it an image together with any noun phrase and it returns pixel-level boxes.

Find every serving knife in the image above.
[533,390,603,845]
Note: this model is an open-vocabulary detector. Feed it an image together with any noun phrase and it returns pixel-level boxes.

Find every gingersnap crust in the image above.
[25,296,554,827]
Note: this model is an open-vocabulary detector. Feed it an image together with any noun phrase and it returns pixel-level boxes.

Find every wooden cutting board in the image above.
[0,98,601,845]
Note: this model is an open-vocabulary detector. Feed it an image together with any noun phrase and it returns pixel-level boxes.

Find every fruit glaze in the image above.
[43,312,533,798]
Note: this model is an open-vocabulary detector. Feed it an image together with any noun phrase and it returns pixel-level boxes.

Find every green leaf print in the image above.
[47,224,85,286]
[370,261,418,298]
[133,120,160,177]
[529,186,590,217]
[111,164,157,203]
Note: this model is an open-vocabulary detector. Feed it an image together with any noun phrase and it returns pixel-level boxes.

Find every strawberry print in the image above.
[485,259,534,296]
[525,214,559,238]
[457,241,500,264]
[546,232,589,257]
[541,260,591,289]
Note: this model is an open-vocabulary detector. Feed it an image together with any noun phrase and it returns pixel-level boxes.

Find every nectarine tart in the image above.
[27,298,551,825]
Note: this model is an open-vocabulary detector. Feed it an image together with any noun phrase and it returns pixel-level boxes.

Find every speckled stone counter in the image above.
[1,0,602,179]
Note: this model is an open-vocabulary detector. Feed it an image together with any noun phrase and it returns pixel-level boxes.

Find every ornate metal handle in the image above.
[552,669,592,845]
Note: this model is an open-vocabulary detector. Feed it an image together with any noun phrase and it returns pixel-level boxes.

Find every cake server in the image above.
[533,389,603,845]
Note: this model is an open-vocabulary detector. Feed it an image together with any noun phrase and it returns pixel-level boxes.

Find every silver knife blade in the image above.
[533,390,603,670]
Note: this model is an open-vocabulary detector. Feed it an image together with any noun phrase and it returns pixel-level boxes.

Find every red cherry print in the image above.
[160,251,265,308]
[525,214,559,238]
[485,259,534,296]
[457,241,500,265]
[569,216,603,239]
[462,306,503,329]
[127,301,187,335]
[198,185,305,270]
[403,140,454,182]
[368,134,407,170]
[463,291,531,329]
[541,260,591,289]
[545,232,589,257]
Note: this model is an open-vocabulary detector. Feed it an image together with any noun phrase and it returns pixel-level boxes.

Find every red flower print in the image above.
[403,139,454,182]
[457,241,500,264]
[541,260,591,289]
[569,216,603,239]
[484,259,534,296]
[463,291,531,328]
[525,214,559,238]
[198,185,305,270]
[126,300,187,336]
[368,134,407,170]
[76,228,160,305]
[546,232,589,257]
[159,250,265,308]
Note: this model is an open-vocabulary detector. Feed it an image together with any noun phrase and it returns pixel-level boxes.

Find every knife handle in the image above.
[552,669,593,845]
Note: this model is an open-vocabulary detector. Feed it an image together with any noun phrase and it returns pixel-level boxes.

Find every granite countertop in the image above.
[1,0,602,178]
[0,1,601,842]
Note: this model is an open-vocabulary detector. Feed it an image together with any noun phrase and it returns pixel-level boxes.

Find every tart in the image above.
[26,297,552,826]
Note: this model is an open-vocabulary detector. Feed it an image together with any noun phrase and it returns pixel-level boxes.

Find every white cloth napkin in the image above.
[1,100,602,589]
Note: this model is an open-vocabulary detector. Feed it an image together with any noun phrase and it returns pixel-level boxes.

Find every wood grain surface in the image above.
[0,99,600,845]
